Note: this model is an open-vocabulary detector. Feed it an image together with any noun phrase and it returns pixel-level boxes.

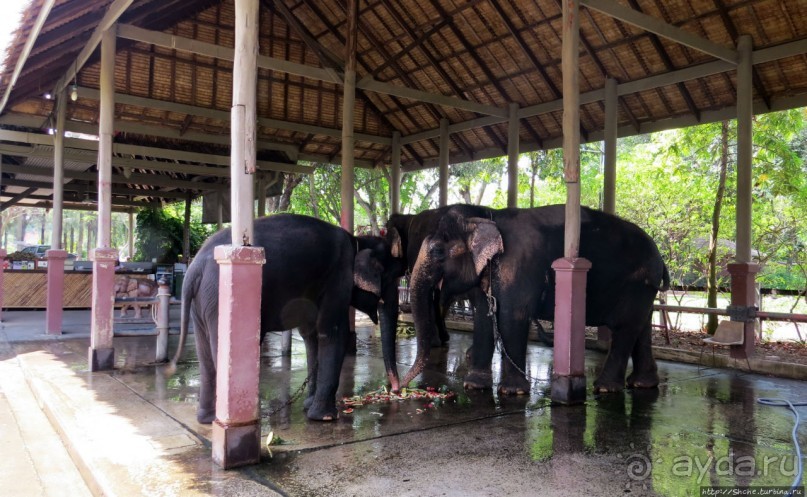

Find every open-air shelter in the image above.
[0,0,805,467]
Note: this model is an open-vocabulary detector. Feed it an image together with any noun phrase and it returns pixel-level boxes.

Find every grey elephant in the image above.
[172,214,398,422]
[380,205,494,391]
[400,205,669,394]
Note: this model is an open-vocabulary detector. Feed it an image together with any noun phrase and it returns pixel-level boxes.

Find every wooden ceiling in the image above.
[0,0,805,209]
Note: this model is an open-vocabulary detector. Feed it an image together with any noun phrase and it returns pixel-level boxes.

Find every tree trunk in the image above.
[529,152,541,208]
[277,174,304,212]
[182,195,191,263]
[459,187,472,205]
[707,121,730,335]
[77,213,84,259]
[355,191,379,234]
[308,174,320,218]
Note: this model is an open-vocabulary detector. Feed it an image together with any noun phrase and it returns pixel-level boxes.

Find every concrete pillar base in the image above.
[551,257,591,405]
[727,262,760,360]
[46,249,69,335]
[89,248,119,372]
[213,245,265,469]
[89,347,115,371]
[551,374,587,405]
[212,419,261,469]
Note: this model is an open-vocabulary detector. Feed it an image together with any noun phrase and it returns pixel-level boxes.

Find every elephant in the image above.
[114,276,158,318]
[171,213,399,423]
[400,204,669,395]
[380,205,493,391]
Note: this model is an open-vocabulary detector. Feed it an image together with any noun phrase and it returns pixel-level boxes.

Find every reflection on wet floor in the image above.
[27,324,807,496]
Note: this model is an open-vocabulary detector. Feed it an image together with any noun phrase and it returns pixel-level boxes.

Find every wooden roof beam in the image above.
[1,178,194,200]
[1,163,226,191]
[0,0,57,114]
[401,38,807,146]
[580,0,737,63]
[52,0,135,95]
[0,139,313,176]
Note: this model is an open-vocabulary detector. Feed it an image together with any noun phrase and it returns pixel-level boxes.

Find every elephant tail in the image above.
[167,265,195,374]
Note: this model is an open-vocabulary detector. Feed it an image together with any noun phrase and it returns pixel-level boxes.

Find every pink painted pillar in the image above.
[0,249,5,322]
[551,257,591,404]
[212,245,265,469]
[728,263,760,360]
[45,249,69,334]
[88,248,118,371]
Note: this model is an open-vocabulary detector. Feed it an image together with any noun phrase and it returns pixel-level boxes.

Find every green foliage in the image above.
[134,207,212,263]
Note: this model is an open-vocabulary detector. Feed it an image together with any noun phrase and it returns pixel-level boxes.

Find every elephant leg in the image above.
[497,312,531,396]
[300,324,318,411]
[594,323,640,393]
[306,307,348,421]
[133,304,142,319]
[626,320,659,389]
[464,293,494,390]
[432,291,449,347]
[193,318,218,424]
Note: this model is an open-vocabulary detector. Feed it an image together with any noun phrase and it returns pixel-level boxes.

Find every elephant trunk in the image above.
[400,237,444,389]
[379,285,401,393]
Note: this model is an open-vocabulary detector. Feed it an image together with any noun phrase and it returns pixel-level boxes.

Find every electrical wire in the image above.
[757,398,806,496]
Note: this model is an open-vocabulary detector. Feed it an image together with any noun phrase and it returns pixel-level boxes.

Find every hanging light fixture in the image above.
[70,61,78,101]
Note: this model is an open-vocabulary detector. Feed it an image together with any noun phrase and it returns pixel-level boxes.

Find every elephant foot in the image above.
[627,371,660,389]
[463,369,493,390]
[303,395,314,410]
[498,375,530,396]
[593,377,625,394]
[197,408,215,424]
[306,401,338,422]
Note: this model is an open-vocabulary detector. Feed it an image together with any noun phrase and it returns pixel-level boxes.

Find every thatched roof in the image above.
[0,0,805,209]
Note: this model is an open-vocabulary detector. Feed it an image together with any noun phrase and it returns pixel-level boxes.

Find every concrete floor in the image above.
[2,309,806,496]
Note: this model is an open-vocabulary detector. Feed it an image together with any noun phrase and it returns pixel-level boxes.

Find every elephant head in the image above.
[353,235,405,325]
[400,211,504,388]
[352,247,384,323]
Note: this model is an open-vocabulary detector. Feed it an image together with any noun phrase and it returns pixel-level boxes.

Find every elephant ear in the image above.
[388,227,403,259]
[354,248,383,296]
[465,217,503,276]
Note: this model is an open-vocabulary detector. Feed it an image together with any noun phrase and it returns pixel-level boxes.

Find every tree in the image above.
[134,207,212,263]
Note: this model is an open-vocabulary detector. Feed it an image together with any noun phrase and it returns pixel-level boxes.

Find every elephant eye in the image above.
[448,244,466,258]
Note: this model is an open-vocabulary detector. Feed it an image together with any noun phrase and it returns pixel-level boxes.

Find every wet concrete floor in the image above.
[6,313,807,497]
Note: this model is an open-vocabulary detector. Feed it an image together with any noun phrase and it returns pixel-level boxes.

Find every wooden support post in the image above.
[341,0,357,234]
[736,35,753,264]
[439,118,449,207]
[89,27,119,371]
[216,191,224,231]
[728,35,756,361]
[213,0,264,470]
[603,78,617,214]
[47,90,67,335]
[0,249,5,323]
[256,174,266,217]
[552,0,588,405]
[507,103,519,208]
[183,193,191,263]
[390,131,401,214]
[128,210,134,260]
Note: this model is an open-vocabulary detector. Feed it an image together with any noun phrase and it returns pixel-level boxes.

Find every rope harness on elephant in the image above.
[485,260,537,386]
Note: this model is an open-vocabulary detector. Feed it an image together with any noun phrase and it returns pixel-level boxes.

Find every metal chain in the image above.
[486,261,537,385]
[264,374,310,417]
